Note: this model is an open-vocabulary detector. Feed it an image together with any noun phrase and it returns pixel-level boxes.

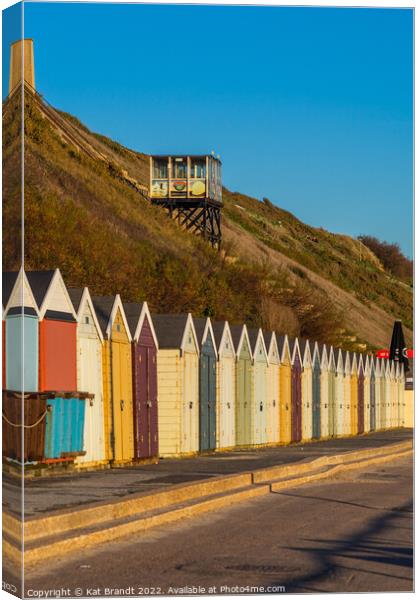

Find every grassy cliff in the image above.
[2,89,412,349]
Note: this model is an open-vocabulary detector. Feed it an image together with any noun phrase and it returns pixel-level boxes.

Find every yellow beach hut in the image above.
[277,334,292,444]
[153,313,199,457]
[362,354,372,433]
[342,351,352,436]
[92,295,134,464]
[299,339,313,442]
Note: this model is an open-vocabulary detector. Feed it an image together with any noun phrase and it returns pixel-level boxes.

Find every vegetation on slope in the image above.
[358,235,413,285]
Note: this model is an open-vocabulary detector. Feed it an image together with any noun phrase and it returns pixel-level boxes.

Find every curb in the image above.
[252,440,412,483]
[20,485,271,567]
[270,448,413,491]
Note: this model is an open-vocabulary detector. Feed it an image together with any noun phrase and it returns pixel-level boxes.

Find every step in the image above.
[270,447,413,492]
[8,484,270,567]
[253,439,412,484]
[7,472,254,544]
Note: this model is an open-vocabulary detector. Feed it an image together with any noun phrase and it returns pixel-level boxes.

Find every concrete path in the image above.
[20,452,413,594]
[3,429,412,517]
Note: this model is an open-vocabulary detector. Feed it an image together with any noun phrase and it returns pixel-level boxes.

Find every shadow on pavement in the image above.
[271,495,413,593]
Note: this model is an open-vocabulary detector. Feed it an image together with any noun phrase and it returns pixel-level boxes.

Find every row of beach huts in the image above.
[2,268,408,470]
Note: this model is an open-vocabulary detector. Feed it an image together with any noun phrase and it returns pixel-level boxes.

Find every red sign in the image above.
[376,349,414,359]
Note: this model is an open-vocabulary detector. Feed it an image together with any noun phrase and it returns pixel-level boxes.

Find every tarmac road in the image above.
[21,452,413,595]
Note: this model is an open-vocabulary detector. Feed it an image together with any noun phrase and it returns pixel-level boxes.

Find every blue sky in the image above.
[3,2,413,256]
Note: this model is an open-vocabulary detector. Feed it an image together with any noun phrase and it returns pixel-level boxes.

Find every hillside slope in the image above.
[2,89,412,349]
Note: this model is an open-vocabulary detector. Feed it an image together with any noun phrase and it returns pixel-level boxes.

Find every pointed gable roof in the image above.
[26,270,56,308]
[192,317,207,346]
[211,320,226,349]
[91,295,116,338]
[211,320,235,358]
[363,354,372,376]
[276,334,291,364]
[310,341,321,366]
[192,317,217,354]
[27,269,76,320]
[3,268,39,316]
[69,287,104,342]
[326,345,334,371]
[247,327,268,362]
[123,302,143,339]
[333,347,343,372]
[290,337,302,365]
[351,352,359,374]
[153,313,197,351]
[263,331,280,364]
[123,301,158,348]
[68,288,84,313]
[298,338,312,367]
[343,350,351,375]
[229,323,251,358]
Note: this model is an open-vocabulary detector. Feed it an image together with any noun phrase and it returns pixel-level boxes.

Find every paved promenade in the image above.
[3,429,412,517]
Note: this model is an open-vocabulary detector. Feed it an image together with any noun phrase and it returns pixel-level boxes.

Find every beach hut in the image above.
[390,361,398,428]
[362,355,371,433]
[384,360,392,429]
[342,351,352,436]
[212,320,236,450]
[92,295,134,463]
[290,338,303,443]
[4,269,39,392]
[374,358,383,430]
[68,287,107,467]
[230,324,252,447]
[399,363,407,427]
[193,317,217,452]
[263,331,280,445]
[277,334,292,444]
[369,356,376,431]
[404,359,413,428]
[124,302,159,461]
[319,344,330,439]
[396,363,403,427]
[333,349,344,437]
[378,359,386,429]
[299,339,313,442]
[327,347,336,437]
[395,363,402,427]
[310,341,321,440]
[26,269,77,392]
[247,327,269,446]
[153,313,199,457]
[356,354,365,434]
[350,353,359,435]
